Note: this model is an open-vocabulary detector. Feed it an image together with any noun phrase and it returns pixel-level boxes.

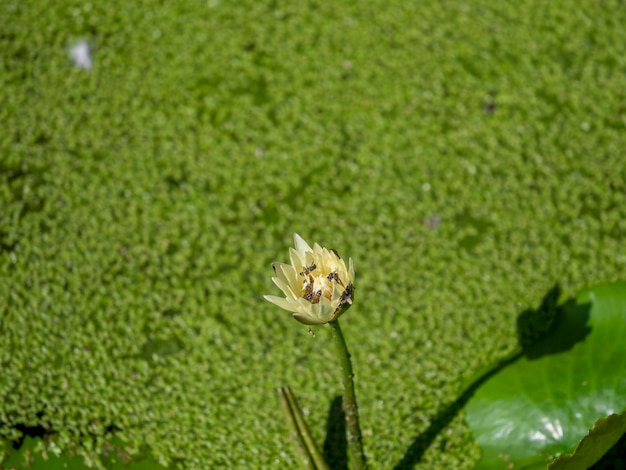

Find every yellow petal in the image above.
[264,295,296,312]
[332,282,343,302]
[272,276,298,300]
[292,313,327,325]
[274,262,299,292]
[318,297,336,318]
[296,296,314,313]
[289,247,305,273]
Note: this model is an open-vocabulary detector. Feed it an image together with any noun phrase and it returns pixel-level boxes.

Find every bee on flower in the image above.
[264,234,355,325]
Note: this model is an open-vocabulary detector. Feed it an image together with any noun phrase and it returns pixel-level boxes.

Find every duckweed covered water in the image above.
[1,0,626,467]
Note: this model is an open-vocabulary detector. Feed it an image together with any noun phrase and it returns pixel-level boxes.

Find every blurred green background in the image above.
[1,0,625,468]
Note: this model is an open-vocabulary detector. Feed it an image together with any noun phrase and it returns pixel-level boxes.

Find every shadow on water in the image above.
[323,395,348,470]
[2,434,166,469]
[517,284,591,360]
[393,283,592,469]
[392,350,523,470]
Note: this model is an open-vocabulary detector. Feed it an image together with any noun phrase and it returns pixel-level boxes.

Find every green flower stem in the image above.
[328,319,366,470]
[277,385,329,470]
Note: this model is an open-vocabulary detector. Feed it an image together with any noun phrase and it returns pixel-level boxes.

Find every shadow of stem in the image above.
[393,349,523,470]
[394,283,591,469]
[323,396,348,470]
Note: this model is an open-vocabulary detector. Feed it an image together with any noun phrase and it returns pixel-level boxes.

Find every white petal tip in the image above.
[293,233,312,253]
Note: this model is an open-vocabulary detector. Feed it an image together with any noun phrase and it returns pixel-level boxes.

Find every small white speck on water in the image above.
[69,39,93,69]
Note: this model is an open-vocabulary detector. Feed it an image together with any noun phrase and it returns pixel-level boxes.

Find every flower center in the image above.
[299,263,344,304]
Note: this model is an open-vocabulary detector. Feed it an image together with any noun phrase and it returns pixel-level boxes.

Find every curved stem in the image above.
[277,385,329,470]
[329,319,366,470]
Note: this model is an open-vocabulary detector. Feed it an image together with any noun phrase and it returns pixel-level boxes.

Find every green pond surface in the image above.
[1,0,625,468]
